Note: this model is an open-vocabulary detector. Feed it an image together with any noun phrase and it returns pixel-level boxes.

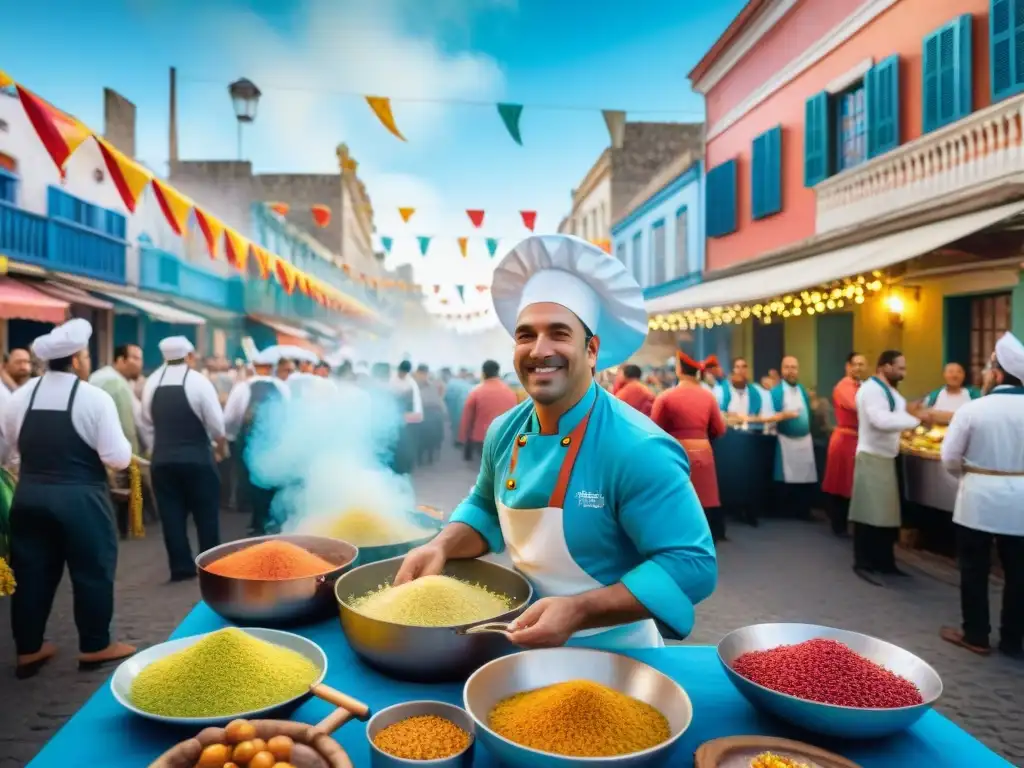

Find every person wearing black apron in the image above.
[391,361,421,476]
[144,337,226,581]
[4,319,136,678]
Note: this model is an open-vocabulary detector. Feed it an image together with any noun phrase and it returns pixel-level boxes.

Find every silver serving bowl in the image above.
[110,628,327,726]
[367,700,475,768]
[717,623,943,738]
[197,534,359,625]
[335,556,532,681]
[302,509,442,566]
[463,648,692,768]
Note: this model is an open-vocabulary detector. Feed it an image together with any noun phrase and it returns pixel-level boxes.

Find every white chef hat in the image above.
[491,235,648,370]
[995,331,1024,381]
[158,335,194,361]
[31,318,92,361]
[252,346,282,367]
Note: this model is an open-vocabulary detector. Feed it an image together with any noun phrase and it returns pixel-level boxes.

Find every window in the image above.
[835,85,867,172]
[991,0,1024,101]
[0,160,16,205]
[616,241,626,263]
[866,56,900,158]
[631,231,643,285]
[674,206,688,276]
[706,159,737,238]
[923,15,973,133]
[751,125,782,219]
[970,293,1011,387]
[649,220,666,286]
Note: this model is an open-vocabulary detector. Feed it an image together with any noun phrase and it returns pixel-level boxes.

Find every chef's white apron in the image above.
[778,385,817,484]
[495,408,663,650]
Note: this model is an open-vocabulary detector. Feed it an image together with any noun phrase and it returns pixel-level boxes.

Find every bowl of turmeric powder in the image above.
[197,534,359,626]
[463,648,692,768]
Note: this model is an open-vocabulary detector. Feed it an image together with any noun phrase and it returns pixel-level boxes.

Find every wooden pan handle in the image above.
[310,683,370,719]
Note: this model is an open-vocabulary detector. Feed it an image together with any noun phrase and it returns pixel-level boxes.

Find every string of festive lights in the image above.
[648,272,887,332]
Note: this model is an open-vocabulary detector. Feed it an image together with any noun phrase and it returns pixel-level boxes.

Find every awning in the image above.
[303,320,339,339]
[34,281,115,310]
[647,201,1024,314]
[0,278,68,323]
[100,292,207,325]
[250,316,311,340]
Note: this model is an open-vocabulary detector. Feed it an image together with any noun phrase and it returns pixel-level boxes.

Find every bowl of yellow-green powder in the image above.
[111,627,326,725]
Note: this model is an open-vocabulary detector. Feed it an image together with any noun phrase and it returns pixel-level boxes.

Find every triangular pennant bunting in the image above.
[269,201,290,216]
[151,180,193,236]
[365,96,406,141]
[252,246,273,279]
[485,238,500,257]
[520,211,537,231]
[275,259,297,294]
[96,137,151,213]
[457,237,468,258]
[476,284,489,293]
[602,109,626,149]
[223,228,251,271]
[497,103,524,145]
[193,208,225,260]
[432,285,441,294]
[466,210,485,228]
[456,285,466,303]
[16,85,92,174]
[398,207,416,223]
[380,236,393,254]
[311,204,331,228]
[417,236,431,256]
[0,70,12,89]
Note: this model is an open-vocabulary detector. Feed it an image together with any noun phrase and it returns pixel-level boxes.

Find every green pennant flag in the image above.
[456,285,466,303]
[380,236,393,254]
[417,236,431,256]
[497,103,524,145]
[485,238,500,257]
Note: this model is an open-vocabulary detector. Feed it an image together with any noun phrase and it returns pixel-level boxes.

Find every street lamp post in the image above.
[228,78,261,160]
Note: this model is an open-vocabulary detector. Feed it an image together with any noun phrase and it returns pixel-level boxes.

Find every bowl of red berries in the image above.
[717,623,942,739]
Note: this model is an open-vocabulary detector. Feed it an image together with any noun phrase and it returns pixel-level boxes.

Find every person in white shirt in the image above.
[287,348,335,399]
[921,362,979,425]
[939,333,1024,659]
[142,336,226,582]
[223,347,290,535]
[848,350,924,586]
[390,360,423,475]
[2,319,136,678]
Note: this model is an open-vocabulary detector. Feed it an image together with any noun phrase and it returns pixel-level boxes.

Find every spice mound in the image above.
[487,680,671,757]
[313,509,433,547]
[373,714,472,761]
[130,628,319,717]
[731,638,924,708]
[750,753,811,768]
[351,575,513,626]
[206,540,336,580]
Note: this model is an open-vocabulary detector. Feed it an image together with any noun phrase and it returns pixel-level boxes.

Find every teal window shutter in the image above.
[752,125,782,219]
[990,0,1024,101]
[923,15,973,133]
[866,55,900,158]
[803,91,830,187]
[706,160,737,238]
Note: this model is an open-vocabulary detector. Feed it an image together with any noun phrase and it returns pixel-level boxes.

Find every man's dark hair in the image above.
[677,357,702,377]
[996,360,1023,387]
[416,363,429,374]
[3,348,28,364]
[846,351,861,364]
[315,360,330,370]
[398,360,413,374]
[877,350,903,369]
[945,361,966,372]
[114,344,137,362]
[48,354,76,373]
[622,364,642,379]
[732,356,747,368]
[482,360,500,379]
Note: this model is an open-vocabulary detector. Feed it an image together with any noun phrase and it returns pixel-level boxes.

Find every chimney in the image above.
[102,89,136,158]
[168,66,179,171]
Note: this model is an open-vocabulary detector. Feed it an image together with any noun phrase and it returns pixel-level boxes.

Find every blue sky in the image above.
[1,0,745,297]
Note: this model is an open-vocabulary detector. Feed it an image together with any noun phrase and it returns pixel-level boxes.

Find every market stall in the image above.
[898,426,959,556]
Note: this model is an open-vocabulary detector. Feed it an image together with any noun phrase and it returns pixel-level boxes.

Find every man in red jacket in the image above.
[614,364,654,416]
[459,360,519,462]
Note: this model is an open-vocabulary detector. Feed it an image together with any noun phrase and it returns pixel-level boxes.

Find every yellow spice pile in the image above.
[350,575,513,626]
[130,628,319,718]
[313,509,433,547]
[373,715,471,760]
[488,680,671,757]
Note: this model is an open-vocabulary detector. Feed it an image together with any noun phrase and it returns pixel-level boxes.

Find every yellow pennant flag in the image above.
[194,208,226,260]
[223,228,251,272]
[398,207,415,223]
[457,237,468,258]
[365,96,406,141]
[151,179,193,236]
[96,138,151,213]
[0,70,12,89]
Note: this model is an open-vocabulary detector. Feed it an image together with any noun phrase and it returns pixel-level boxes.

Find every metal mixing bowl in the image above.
[367,700,476,768]
[717,623,943,738]
[197,534,359,625]
[334,556,532,681]
[463,648,693,768]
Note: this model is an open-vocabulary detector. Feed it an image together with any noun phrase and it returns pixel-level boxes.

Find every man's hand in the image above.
[505,596,587,649]
[393,543,447,586]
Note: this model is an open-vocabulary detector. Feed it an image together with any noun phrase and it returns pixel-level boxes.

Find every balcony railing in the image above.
[139,245,244,312]
[0,200,127,284]
[243,276,331,322]
[815,93,1024,234]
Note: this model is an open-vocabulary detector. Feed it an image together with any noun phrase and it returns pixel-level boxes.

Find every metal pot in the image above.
[334,556,532,682]
[197,534,359,626]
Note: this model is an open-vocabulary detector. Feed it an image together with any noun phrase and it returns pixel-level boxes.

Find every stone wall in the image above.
[610,122,704,221]
[102,88,136,159]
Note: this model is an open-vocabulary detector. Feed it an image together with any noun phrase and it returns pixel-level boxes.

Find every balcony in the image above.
[243,275,329,322]
[0,199,127,284]
[815,93,1024,235]
[139,245,244,312]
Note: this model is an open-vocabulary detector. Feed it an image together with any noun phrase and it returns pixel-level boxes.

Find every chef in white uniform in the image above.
[394,234,717,650]
[939,333,1024,658]
[769,356,816,519]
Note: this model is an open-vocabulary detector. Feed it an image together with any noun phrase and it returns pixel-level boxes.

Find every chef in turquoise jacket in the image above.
[396,234,718,650]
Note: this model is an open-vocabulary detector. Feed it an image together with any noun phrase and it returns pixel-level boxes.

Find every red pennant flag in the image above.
[466,209,485,228]
[15,85,92,174]
[311,204,331,228]
[520,210,537,231]
[432,285,441,294]
[269,202,290,216]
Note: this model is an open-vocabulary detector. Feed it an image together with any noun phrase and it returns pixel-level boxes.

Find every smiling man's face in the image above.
[513,302,598,406]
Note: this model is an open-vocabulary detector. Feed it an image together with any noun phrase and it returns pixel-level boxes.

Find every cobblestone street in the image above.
[1,447,1022,765]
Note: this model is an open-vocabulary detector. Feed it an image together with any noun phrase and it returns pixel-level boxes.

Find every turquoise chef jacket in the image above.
[449,381,718,639]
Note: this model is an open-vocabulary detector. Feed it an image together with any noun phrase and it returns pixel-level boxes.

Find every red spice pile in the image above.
[206,540,336,580]
[731,638,924,708]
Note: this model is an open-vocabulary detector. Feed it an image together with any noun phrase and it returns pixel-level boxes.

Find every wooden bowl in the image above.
[694,736,862,768]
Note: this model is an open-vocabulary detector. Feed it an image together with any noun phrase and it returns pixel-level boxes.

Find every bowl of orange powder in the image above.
[197,534,359,626]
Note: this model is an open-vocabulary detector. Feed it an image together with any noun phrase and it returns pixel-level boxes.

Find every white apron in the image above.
[778,385,817,484]
[495,408,663,650]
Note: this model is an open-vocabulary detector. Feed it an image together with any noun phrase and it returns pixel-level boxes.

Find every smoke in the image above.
[243,378,416,529]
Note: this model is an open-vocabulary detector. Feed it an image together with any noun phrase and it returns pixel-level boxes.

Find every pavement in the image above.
[1,446,1022,766]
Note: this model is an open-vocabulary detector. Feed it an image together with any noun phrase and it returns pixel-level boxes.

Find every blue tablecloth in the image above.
[29,602,1012,768]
